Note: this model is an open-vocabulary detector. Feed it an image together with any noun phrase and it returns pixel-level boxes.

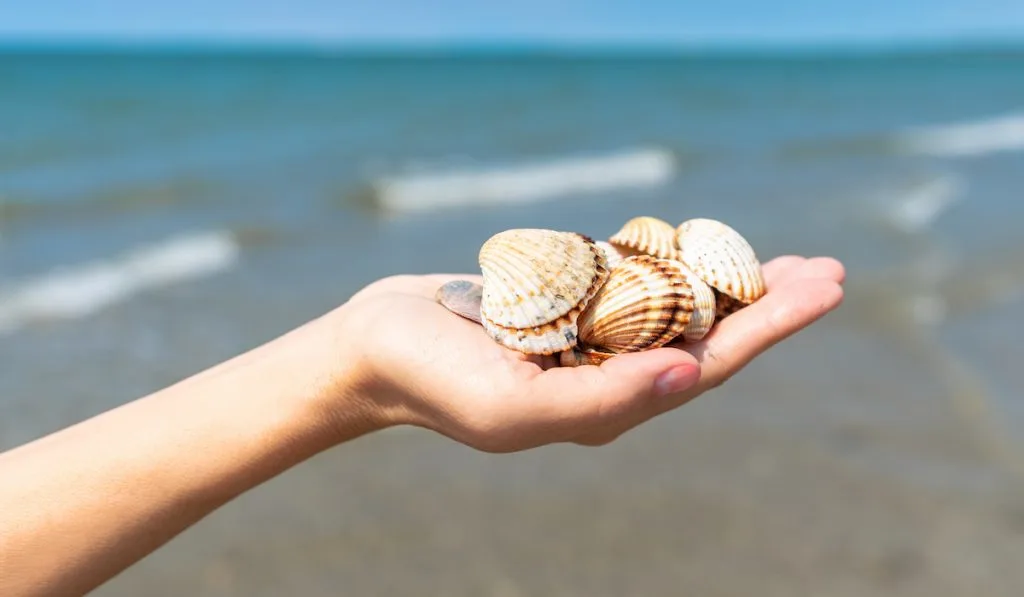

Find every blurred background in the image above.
[2,1,1023,595]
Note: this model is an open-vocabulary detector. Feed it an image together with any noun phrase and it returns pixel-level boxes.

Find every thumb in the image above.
[528,348,701,438]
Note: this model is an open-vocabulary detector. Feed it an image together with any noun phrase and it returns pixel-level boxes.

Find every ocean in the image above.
[2,47,1024,595]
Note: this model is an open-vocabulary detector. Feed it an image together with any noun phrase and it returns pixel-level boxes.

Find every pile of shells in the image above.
[435,216,765,367]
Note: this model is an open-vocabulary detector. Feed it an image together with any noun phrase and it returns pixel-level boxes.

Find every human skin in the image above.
[0,255,844,597]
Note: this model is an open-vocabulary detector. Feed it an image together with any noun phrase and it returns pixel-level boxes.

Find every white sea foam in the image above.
[883,174,962,234]
[0,230,239,334]
[897,113,1024,157]
[372,148,676,212]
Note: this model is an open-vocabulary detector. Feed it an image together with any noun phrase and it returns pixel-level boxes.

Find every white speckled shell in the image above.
[673,260,717,342]
[609,216,680,260]
[676,218,765,304]
[478,228,609,354]
[595,240,630,269]
[576,255,694,354]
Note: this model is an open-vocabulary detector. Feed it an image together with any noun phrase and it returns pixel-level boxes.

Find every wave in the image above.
[369,148,676,213]
[896,112,1024,157]
[881,173,962,234]
[0,230,239,334]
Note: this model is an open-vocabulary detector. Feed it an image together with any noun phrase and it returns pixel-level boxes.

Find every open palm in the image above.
[341,255,845,452]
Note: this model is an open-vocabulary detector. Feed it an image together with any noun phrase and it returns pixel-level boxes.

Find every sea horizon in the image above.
[3,32,1024,59]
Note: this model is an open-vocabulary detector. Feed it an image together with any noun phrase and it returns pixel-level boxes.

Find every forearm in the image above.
[0,316,375,597]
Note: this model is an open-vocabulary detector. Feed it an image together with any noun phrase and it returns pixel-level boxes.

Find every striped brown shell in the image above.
[608,216,680,261]
[575,254,695,354]
[714,290,749,320]
[559,346,617,367]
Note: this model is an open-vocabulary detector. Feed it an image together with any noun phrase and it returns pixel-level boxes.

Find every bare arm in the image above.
[0,256,844,597]
[0,316,373,597]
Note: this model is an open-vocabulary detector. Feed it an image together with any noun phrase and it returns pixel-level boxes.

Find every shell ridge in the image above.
[576,254,694,353]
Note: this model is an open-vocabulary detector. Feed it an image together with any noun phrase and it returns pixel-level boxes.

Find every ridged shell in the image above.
[576,255,694,354]
[714,290,748,320]
[676,218,765,304]
[673,261,717,342]
[595,240,630,270]
[479,228,609,354]
[559,347,616,367]
[609,216,680,260]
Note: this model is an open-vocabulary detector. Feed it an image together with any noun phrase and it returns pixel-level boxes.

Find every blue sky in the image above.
[2,0,1023,46]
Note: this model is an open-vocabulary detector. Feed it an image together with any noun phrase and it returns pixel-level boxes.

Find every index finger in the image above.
[674,263,844,394]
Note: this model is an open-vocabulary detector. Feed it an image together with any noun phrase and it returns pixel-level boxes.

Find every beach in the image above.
[2,48,1023,595]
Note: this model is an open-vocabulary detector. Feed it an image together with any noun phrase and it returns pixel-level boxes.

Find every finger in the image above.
[525,348,701,438]
[592,257,845,433]
[683,276,844,395]
[762,255,807,286]
[761,255,845,289]
[801,256,846,284]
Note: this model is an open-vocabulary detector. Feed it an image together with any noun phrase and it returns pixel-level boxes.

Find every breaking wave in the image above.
[0,230,239,334]
[370,148,676,213]
[896,112,1024,157]
[881,174,963,234]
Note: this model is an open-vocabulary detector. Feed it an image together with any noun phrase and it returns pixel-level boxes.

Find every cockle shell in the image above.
[559,346,616,367]
[573,254,695,357]
[714,290,748,320]
[595,240,629,269]
[675,218,765,305]
[478,228,609,355]
[609,216,680,261]
[674,261,717,341]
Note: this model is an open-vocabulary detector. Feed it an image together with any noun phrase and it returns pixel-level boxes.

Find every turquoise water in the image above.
[4,50,1024,267]
[4,45,1024,445]
[2,47,1024,595]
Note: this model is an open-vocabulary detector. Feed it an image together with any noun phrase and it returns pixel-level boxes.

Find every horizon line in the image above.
[2,32,1024,57]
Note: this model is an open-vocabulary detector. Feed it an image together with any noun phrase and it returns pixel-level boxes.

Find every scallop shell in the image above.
[595,240,630,269]
[609,216,680,261]
[674,261,717,342]
[714,290,748,320]
[675,218,765,304]
[559,346,616,367]
[575,254,694,354]
[478,228,609,355]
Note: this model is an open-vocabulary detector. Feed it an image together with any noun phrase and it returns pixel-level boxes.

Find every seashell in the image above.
[609,216,680,261]
[574,254,694,356]
[435,280,483,324]
[595,240,630,270]
[478,228,609,355]
[674,260,717,342]
[675,218,765,305]
[714,289,748,320]
[559,346,616,367]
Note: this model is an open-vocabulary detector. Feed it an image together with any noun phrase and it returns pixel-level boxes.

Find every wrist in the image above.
[293,304,402,443]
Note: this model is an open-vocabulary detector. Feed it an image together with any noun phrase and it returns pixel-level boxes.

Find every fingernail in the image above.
[654,365,700,397]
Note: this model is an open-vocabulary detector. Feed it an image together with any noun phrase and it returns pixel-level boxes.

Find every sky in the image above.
[2,0,1024,47]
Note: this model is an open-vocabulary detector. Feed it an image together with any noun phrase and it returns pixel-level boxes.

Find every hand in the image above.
[335,256,844,452]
